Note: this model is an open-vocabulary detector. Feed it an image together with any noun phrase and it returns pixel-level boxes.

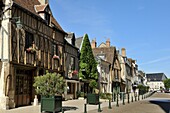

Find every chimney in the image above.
[38,0,48,4]
[91,39,97,49]
[121,48,126,57]
[106,38,110,47]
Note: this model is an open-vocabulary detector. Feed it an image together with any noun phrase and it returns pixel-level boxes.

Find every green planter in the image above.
[87,93,99,105]
[41,96,62,113]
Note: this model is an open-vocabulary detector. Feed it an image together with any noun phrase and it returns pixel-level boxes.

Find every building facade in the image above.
[64,32,79,100]
[146,73,167,91]
[0,0,66,109]
[96,56,111,93]
[91,39,121,94]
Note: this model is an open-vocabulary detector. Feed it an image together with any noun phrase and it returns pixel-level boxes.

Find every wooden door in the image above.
[15,71,32,107]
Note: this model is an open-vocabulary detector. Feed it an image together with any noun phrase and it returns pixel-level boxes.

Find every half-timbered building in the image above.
[91,39,121,94]
[64,32,80,100]
[0,0,66,109]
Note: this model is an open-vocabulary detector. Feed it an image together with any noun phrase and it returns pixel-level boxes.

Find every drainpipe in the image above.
[1,27,3,59]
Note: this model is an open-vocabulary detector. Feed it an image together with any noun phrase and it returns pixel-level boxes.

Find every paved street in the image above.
[0,92,170,113]
[89,92,170,113]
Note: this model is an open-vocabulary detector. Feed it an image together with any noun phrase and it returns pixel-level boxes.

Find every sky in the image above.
[49,0,170,78]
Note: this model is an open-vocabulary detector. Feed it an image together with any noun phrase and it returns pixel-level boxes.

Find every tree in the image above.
[163,79,170,90]
[79,34,98,80]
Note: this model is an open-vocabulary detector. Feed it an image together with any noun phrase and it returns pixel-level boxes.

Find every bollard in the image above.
[142,95,143,99]
[114,93,116,102]
[98,102,102,112]
[116,93,119,107]
[112,93,114,102]
[135,95,137,101]
[127,93,130,104]
[84,104,87,113]
[131,96,133,102]
[108,99,112,109]
[138,95,140,101]
[123,93,125,105]
[62,108,64,113]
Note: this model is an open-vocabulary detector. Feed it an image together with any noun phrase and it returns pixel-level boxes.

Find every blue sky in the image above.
[49,0,170,77]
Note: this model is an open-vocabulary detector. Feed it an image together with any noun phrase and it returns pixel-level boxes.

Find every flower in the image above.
[53,55,60,60]
[26,47,36,53]
[72,70,78,75]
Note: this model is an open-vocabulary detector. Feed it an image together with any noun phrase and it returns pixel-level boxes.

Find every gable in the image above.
[92,47,116,64]
[114,58,121,70]
[98,42,106,48]
[13,0,65,33]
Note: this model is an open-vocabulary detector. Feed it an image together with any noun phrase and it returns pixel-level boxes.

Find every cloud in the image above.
[140,56,170,65]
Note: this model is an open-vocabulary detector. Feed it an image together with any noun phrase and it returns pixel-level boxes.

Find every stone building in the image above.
[131,59,139,93]
[91,39,121,94]
[0,0,66,109]
[95,56,111,93]
[118,48,129,93]
[146,73,167,91]
[138,70,146,86]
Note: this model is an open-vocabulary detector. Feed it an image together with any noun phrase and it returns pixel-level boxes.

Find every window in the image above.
[45,13,50,25]
[25,31,34,49]
[70,57,75,70]
[51,44,58,56]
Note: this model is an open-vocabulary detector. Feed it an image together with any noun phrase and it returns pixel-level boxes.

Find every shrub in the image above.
[33,71,66,96]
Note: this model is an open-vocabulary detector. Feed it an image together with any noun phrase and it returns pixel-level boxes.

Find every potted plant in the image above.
[87,80,100,105]
[33,71,66,113]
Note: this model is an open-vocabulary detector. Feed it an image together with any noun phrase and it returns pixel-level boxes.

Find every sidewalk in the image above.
[0,99,111,113]
[0,92,152,113]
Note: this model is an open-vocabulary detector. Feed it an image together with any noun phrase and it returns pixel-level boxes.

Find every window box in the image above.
[26,47,36,53]
[53,55,60,60]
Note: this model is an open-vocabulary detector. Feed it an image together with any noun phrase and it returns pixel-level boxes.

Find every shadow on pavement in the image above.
[62,106,78,112]
[150,99,170,113]
[47,106,78,113]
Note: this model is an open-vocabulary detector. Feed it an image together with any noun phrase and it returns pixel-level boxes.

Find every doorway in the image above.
[15,70,32,107]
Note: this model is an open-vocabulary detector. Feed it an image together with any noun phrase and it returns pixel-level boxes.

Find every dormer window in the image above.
[35,4,51,25]
[45,13,50,25]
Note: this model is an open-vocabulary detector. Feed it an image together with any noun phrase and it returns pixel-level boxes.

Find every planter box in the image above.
[41,96,62,113]
[87,93,99,105]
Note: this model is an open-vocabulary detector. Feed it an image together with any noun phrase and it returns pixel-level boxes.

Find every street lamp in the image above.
[115,77,119,107]
[14,17,22,29]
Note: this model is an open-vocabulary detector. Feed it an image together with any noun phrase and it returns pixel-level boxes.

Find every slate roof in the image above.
[146,73,167,81]
[66,32,74,39]
[65,32,75,45]
[92,46,116,64]
[75,37,83,49]
[13,0,65,33]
